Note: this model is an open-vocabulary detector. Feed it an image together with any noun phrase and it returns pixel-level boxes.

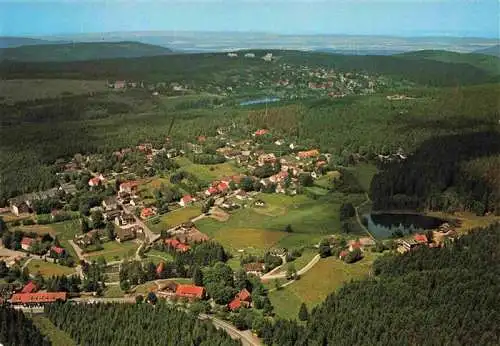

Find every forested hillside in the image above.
[1,49,498,86]
[0,41,173,62]
[0,306,50,346]
[398,50,500,75]
[261,224,500,345]
[44,302,238,346]
[370,131,500,214]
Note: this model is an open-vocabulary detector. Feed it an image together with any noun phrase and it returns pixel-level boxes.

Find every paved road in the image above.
[261,254,320,281]
[200,314,262,346]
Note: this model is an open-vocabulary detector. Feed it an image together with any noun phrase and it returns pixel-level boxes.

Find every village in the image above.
[106,51,395,100]
[0,119,459,323]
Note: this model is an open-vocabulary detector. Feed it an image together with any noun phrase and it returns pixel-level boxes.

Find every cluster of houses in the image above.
[3,280,67,307]
[396,223,457,254]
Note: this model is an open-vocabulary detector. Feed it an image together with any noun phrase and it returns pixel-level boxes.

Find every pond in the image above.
[239,97,280,106]
[364,213,447,239]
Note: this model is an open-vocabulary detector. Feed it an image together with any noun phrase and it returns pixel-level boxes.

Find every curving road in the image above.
[261,254,320,281]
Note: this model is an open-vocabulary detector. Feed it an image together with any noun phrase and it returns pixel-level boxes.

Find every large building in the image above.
[10,292,67,305]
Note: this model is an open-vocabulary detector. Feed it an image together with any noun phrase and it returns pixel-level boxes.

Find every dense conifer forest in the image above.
[0,306,50,346]
[44,302,239,346]
[370,131,500,214]
[259,224,500,345]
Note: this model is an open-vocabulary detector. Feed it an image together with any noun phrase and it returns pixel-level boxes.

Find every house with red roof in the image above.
[119,181,139,194]
[414,234,428,244]
[217,182,229,193]
[21,281,38,294]
[165,239,191,253]
[228,288,252,311]
[50,246,65,256]
[88,177,102,187]
[175,284,205,300]
[297,149,320,159]
[10,292,67,305]
[205,186,218,196]
[339,250,349,260]
[20,237,34,251]
[269,171,289,184]
[179,195,194,207]
[156,261,165,275]
[140,207,156,219]
[349,241,362,252]
[254,129,269,136]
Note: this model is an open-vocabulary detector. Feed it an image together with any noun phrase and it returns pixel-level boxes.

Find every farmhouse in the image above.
[179,195,194,207]
[297,149,320,159]
[165,239,191,252]
[115,227,137,243]
[140,207,156,219]
[254,129,269,136]
[228,288,252,311]
[88,176,103,187]
[102,197,118,211]
[114,213,135,226]
[205,186,218,196]
[10,292,67,305]
[243,262,265,276]
[269,171,289,184]
[258,153,276,166]
[157,281,178,297]
[119,181,139,194]
[21,281,38,294]
[414,234,428,244]
[50,246,65,256]
[20,237,34,251]
[175,284,205,300]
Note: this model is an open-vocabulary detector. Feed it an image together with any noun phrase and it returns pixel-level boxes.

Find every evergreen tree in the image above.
[298,303,309,321]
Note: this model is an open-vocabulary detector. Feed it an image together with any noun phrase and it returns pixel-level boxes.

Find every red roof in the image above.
[88,177,101,186]
[156,261,165,275]
[350,241,362,249]
[217,182,229,192]
[414,234,428,243]
[228,298,242,311]
[165,239,191,252]
[175,284,205,299]
[298,149,320,159]
[181,195,193,204]
[11,292,67,304]
[206,186,218,195]
[339,250,349,258]
[237,288,251,302]
[21,237,34,246]
[21,281,37,294]
[50,246,65,255]
[141,208,155,218]
[255,129,269,136]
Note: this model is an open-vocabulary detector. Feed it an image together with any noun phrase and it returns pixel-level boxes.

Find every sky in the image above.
[0,0,498,38]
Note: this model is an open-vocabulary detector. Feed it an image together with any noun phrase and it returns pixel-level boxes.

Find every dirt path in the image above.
[261,254,320,281]
[355,193,375,240]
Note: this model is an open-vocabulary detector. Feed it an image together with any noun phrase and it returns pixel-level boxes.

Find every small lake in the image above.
[239,97,280,106]
[364,213,447,239]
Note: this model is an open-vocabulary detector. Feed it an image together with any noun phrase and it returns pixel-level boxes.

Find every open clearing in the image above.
[268,252,380,319]
[175,157,243,183]
[0,79,108,103]
[84,241,138,262]
[27,259,76,277]
[148,205,202,232]
[31,315,76,346]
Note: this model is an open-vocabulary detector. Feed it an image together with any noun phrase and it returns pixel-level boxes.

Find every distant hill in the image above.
[0,36,69,48]
[474,45,500,57]
[0,41,173,62]
[398,50,500,76]
[1,49,497,87]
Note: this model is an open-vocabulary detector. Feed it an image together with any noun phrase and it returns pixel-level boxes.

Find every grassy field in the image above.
[148,205,202,232]
[84,241,138,262]
[0,79,108,103]
[268,252,380,319]
[344,163,379,192]
[195,193,348,255]
[288,248,318,271]
[103,285,125,298]
[175,157,243,183]
[315,171,341,189]
[133,278,193,294]
[27,259,76,277]
[31,315,76,346]
[50,220,81,259]
[144,249,174,264]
